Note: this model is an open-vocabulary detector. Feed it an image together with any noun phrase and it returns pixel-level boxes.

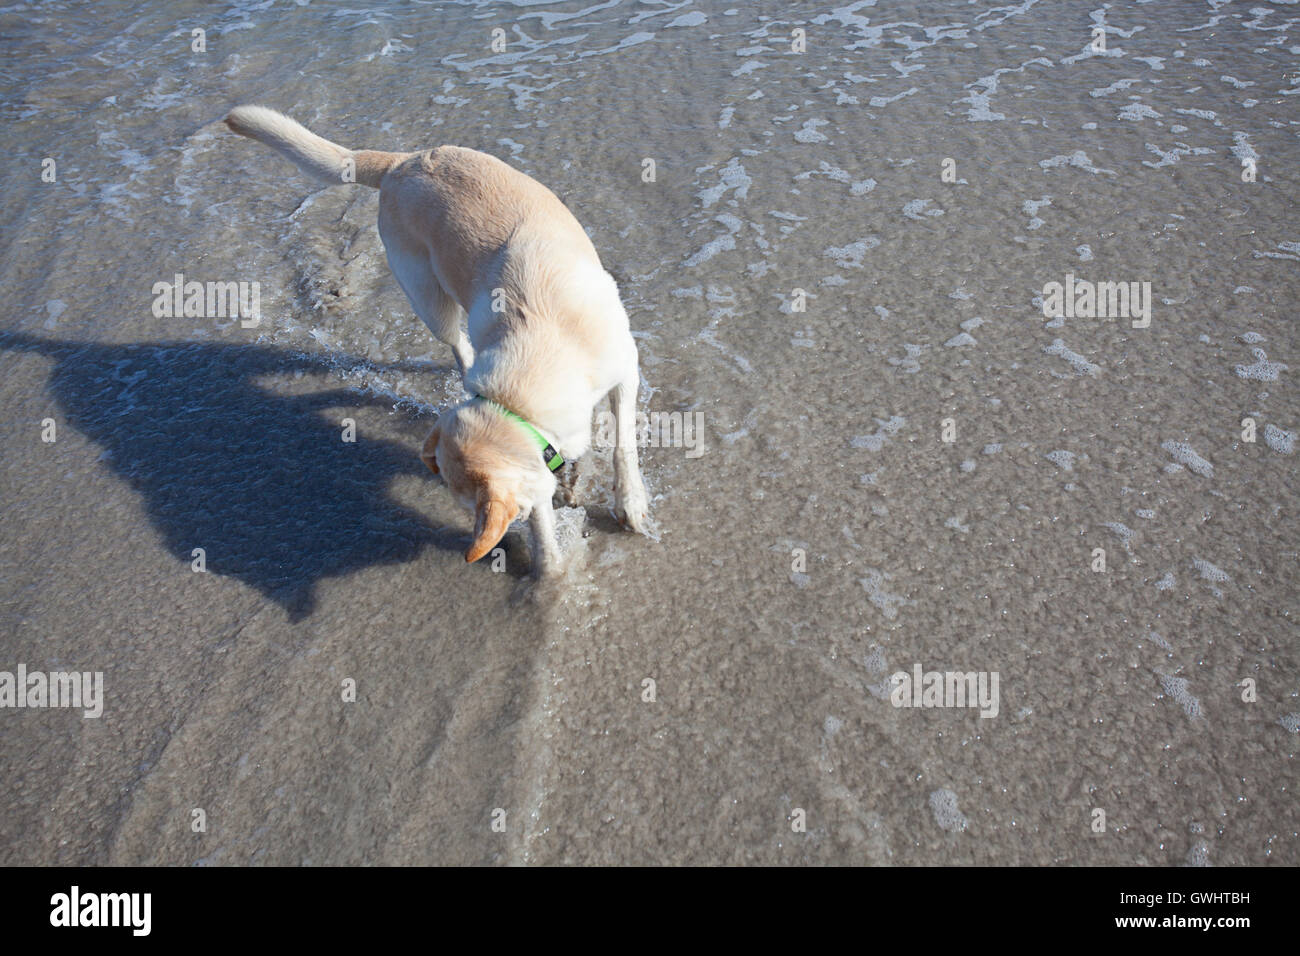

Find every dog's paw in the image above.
[554,462,581,509]
[534,561,565,582]
[614,487,652,536]
[615,506,648,534]
[530,506,586,578]
[552,486,579,509]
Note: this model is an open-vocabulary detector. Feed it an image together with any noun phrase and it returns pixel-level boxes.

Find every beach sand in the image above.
[0,0,1296,865]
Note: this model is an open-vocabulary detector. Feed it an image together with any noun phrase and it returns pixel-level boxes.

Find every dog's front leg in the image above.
[610,364,651,533]
[554,459,580,508]
[451,333,474,379]
[528,499,564,577]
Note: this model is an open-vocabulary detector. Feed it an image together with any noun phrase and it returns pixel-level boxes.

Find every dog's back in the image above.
[378,146,602,324]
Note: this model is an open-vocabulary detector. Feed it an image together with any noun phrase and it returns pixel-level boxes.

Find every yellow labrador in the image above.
[224,105,651,576]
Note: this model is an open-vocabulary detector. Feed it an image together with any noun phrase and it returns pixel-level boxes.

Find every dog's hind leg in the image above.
[426,285,474,377]
[609,360,650,533]
[382,238,474,377]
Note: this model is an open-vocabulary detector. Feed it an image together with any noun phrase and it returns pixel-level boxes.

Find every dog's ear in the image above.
[421,419,442,475]
[466,493,516,563]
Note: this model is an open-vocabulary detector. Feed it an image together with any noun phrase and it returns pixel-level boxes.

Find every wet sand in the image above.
[0,0,1296,864]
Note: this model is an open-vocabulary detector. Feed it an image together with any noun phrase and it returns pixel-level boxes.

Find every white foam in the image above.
[666,11,707,28]
[1039,151,1116,175]
[1173,106,1218,124]
[859,567,914,620]
[554,506,587,561]
[1191,557,1230,599]
[1263,424,1295,455]
[698,157,752,208]
[958,58,1053,121]
[888,343,924,374]
[1022,195,1052,229]
[1091,78,1141,98]
[868,88,918,108]
[1230,131,1260,164]
[794,161,876,194]
[794,118,830,143]
[1043,339,1100,376]
[684,235,735,267]
[850,416,907,451]
[1117,102,1162,121]
[903,198,943,220]
[929,789,968,833]
[823,237,881,269]
[1253,241,1300,262]
[1160,440,1213,477]
[1235,348,1288,381]
[1158,673,1202,718]
[1102,521,1135,549]
[1143,142,1213,168]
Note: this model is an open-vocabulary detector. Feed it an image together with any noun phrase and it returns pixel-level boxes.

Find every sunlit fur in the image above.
[226,105,651,576]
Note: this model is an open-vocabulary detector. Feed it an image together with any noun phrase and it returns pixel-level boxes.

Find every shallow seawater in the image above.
[0,0,1296,865]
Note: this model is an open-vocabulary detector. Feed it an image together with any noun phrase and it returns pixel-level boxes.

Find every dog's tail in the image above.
[223,105,410,189]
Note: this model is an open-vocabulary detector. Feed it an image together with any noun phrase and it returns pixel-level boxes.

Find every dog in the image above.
[224,105,651,576]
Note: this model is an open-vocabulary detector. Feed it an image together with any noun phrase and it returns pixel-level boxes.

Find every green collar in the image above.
[473,394,566,472]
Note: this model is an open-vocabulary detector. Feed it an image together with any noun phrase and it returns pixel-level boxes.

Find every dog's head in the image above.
[421,401,556,563]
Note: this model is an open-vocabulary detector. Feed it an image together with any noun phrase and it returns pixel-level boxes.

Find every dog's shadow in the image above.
[0,332,486,621]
